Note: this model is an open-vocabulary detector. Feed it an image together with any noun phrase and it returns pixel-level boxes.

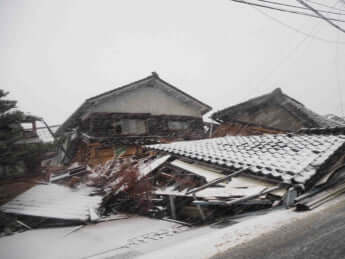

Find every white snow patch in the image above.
[136,196,345,259]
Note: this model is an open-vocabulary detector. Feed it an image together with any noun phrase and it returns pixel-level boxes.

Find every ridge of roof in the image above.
[56,72,212,136]
[86,74,154,102]
[86,72,211,113]
[211,88,279,120]
[211,88,341,128]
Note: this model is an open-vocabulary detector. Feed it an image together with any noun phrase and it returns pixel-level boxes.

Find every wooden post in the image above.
[196,204,206,221]
[169,195,176,219]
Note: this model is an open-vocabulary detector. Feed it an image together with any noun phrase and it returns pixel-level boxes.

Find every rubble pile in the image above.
[2,128,345,237]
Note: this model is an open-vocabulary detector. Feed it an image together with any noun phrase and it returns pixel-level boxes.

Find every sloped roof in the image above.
[146,130,345,186]
[0,184,102,221]
[211,88,341,128]
[56,73,211,136]
[324,114,345,126]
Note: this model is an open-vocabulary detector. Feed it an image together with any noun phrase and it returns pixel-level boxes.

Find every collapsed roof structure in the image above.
[147,130,345,189]
[142,128,345,218]
[3,78,345,236]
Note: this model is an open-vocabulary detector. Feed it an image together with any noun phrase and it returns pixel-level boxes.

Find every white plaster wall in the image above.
[89,86,202,117]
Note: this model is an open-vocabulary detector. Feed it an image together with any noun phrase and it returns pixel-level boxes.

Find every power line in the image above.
[250,6,345,44]
[297,0,345,33]
[251,7,322,90]
[254,0,345,16]
[335,10,345,116]
[231,0,345,23]
[305,0,345,12]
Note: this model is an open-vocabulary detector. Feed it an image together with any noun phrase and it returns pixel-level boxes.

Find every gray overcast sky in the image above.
[1,0,345,125]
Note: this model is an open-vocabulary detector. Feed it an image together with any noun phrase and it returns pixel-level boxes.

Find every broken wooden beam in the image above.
[224,185,283,206]
[186,168,247,195]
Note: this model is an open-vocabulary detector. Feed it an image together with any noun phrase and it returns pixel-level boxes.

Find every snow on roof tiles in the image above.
[146,133,345,184]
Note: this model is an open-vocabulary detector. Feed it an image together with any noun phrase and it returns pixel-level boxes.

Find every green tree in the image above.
[0,90,56,177]
[0,90,27,167]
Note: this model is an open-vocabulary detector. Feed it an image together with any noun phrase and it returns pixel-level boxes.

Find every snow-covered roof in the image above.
[0,184,102,221]
[147,131,345,186]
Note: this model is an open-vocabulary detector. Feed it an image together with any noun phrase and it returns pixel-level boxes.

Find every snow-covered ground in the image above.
[1,196,344,259]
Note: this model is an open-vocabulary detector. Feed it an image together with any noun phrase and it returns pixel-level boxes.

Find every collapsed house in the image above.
[55,72,212,166]
[3,83,345,235]
[143,127,345,221]
[211,88,342,133]
[2,127,345,234]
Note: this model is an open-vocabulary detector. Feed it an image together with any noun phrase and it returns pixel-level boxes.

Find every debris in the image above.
[283,187,298,208]
[49,165,87,183]
[97,214,129,223]
[296,181,345,211]
[0,184,103,221]
[170,159,225,182]
[147,132,345,187]
[63,225,85,237]
[2,127,345,236]
[186,168,247,195]
[160,217,193,227]
[15,220,31,230]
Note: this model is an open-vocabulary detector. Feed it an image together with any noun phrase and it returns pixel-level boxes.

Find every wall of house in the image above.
[89,86,202,118]
[223,104,305,131]
[83,113,205,140]
[212,122,284,137]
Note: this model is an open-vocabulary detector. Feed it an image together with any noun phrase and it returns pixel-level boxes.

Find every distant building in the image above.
[211,88,341,132]
[324,114,345,126]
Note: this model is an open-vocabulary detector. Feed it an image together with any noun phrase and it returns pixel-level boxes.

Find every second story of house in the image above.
[56,72,212,140]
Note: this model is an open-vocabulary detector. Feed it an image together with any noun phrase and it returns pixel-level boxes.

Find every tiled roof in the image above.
[212,88,342,129]
[146,133,345,185]
[56,73,212,136]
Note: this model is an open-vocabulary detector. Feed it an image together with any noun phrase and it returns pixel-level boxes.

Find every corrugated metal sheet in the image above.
[0,184,103,221]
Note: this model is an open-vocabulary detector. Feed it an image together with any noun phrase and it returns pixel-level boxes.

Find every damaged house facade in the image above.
[211,88,342,136]
[145,128,345,221]
[55,73,211,165]
[3,82,345,239]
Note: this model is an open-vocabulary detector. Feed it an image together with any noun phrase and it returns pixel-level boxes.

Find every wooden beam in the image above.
[186,168,247,195]
[225,185,283,206]
[169,195,176,219]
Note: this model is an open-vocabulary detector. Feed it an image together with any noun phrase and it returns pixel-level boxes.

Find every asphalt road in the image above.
[212,200,345,259]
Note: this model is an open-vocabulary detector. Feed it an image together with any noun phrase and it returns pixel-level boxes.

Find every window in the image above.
[111,119,146,135]
[168,120,190,130]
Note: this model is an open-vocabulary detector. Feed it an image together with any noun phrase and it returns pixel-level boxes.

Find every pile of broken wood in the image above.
[2,129,345,236]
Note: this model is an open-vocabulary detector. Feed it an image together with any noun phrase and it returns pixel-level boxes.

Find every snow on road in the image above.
[137,196,345,259]
[1,196,344,259]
